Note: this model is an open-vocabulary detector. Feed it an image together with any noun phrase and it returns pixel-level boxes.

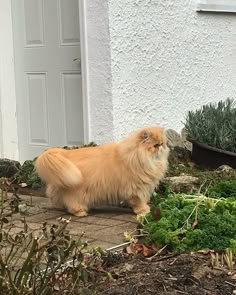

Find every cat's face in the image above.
[138,127,170,159]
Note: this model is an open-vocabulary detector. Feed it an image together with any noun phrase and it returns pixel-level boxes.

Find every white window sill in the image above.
[196,0,236,12]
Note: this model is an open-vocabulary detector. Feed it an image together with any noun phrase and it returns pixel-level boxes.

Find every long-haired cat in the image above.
[35,127,169,216]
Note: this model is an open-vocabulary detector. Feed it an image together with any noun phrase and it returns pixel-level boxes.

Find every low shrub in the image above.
[185,98,236,153]
[13,159,43,190]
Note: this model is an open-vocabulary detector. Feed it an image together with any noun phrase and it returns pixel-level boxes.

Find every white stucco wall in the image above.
[84,0,114,144]
[108,0,236,140]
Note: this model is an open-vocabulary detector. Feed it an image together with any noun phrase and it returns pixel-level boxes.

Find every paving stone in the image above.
[111,214,137,223]
[13,222,43,231]
[70,235,94,244]
[10,218,25,228]
[3,226,25,235]
[40,219,109,237]
[11,206,49,222]
[67,215,127,227]
[111,222,138,234]
[88,240,117,250]
[24,210,67,223]
[66,222,111,237]
[19,194,48,204]
[4,224,43,239]
[3,194,141,250]
[85,222,137,244]
[89,206,132,218]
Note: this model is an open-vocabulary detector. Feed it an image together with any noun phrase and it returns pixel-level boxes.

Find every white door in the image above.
[11,0,84,162]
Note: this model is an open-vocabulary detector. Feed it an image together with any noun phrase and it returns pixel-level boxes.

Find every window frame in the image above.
[196,0,236,12]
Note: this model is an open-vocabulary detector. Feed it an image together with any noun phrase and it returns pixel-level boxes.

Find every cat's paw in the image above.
[74,210,88,217]
[134,204,150,215]
[68,208,88,217]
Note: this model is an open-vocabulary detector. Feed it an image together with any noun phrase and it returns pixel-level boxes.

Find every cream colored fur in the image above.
[35,127,169,216]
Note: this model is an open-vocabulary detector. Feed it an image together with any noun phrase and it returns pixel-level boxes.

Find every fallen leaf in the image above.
[142,245,156,257]
[134,243,144,253]
[126,244,137,255]
[134,243,156,257]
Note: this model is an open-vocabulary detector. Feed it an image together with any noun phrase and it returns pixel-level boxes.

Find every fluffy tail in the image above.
[35,148,82,188]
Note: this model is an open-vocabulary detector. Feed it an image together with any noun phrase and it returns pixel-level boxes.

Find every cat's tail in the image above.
[35,148,82,188]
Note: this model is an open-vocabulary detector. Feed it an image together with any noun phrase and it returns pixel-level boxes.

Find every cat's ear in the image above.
[142,131,152,141]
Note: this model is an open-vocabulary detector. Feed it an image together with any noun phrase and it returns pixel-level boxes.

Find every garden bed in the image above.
[95,252,236,295]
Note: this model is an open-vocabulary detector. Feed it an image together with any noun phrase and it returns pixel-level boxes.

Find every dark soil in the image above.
[96,252,236,295]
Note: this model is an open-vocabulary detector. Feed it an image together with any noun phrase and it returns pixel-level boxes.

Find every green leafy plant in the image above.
[13,160,43,190]
[145,188,236,253]
[184,98,236,152]
[207,180,236,199]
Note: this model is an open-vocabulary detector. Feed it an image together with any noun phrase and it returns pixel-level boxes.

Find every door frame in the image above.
[0,0,90,161]
[78,0,91,143]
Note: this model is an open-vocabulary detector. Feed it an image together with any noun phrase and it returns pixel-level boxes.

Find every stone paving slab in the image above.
[85,222,137,245]
[13,195,138,249]
[68,215,129,227]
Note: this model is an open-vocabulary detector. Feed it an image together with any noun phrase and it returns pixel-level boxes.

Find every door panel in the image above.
[27,72,49,145]
[59,0,80,45]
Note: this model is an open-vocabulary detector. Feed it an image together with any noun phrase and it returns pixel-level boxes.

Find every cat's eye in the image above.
[154,143,162,148]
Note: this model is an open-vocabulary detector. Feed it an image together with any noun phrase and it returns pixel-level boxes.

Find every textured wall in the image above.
[108,0,236,140]
[85,0,114,143]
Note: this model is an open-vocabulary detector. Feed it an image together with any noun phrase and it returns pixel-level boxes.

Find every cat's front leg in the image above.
[128,196,150,215]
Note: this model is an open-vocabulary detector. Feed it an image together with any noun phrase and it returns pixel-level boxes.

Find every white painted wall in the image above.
[0,1,19,160]
[82,0,114,144]
[108,0,236,140]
